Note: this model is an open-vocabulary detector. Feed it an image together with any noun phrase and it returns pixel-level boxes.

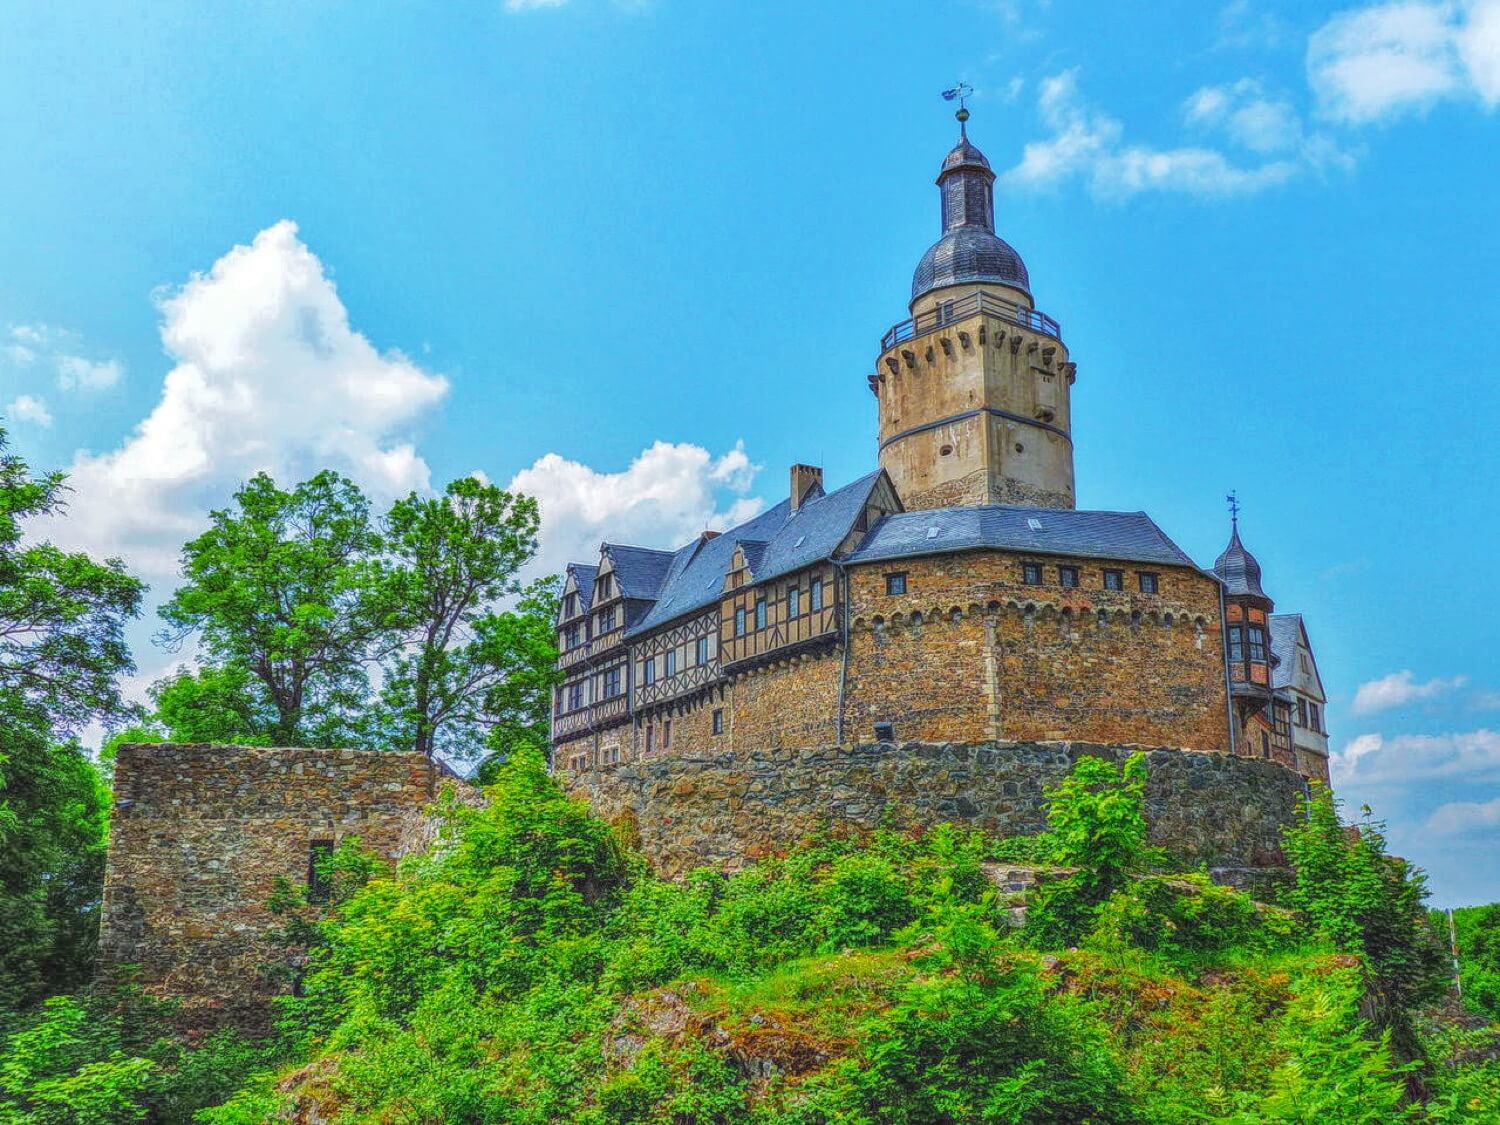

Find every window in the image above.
[595,574,613,600]
[1137,572,1159,594]
[885,572,907,596]
[663,720,672,748]
[665,650,677,677]
[602,666,622,699]
[755,597,767,629]
[567,681,584,711]
[1228,625,1245,663]
[307,839,335,905]
[1308,702,1321,733]
[734,607,746,636]
[563,593,578,617]
[642,657,656,686]
[788,587,801,618]
[810,577,824,611]
[1275,706,1291,741]
[1261,732,1271,759]
[645,723,655,752]
[1059,566,1080,588]
[1300,652,1312,674]
[1022,562,1043,585]
[695,636,709,665]
[712,708,724,735]
[1297,698,1309,727]
[1103,569,1124,591]
[1248,624,1267,663]
[597,607,616,633]
[563,624,580,650]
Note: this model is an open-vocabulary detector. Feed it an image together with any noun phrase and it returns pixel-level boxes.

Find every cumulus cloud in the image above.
[5,393,53,428]
[1352,669,1469,714]
[508,440,763,579]
[1330,728,1500,784]
[57,355,124,391]
[1004,69,1306,198]
[1425,795,1500,835]
[43,220,449,579]
[1308,0,1500,123]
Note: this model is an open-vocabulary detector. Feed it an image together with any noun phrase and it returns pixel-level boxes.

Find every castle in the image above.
[100,109,1334,1032]
[550,111,1331,788]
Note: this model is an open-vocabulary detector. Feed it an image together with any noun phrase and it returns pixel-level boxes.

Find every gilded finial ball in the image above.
[956,106,970,123]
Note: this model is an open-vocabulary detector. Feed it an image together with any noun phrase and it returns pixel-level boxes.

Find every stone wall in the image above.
[564,740,1305,878]
[100,743,464,1033]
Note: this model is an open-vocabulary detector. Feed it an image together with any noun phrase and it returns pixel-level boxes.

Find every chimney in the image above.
[790,464,823,510]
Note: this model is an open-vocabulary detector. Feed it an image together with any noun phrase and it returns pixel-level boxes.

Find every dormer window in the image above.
[595,574,614,600]
[563,592,578,618]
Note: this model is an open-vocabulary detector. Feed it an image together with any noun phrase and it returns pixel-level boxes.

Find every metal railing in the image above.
[880,291,1061,352]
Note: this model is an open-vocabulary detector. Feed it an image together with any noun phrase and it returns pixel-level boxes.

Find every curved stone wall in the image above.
[563,741,1307,878]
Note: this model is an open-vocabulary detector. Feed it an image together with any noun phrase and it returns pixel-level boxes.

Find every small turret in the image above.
[1214,503,1281,757]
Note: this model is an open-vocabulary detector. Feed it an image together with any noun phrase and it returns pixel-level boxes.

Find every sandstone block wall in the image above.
[564,740,1305,878]
[100,743,459,1033]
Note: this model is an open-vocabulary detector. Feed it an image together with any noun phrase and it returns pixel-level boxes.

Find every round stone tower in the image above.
[870,112,1076,512]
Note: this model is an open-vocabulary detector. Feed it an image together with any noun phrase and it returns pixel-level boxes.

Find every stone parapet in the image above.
[564,740,1306,878]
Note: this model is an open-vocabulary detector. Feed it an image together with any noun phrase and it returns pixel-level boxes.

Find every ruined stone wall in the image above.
[564,740,1305,878]
[843,551,1229,752]
[100,743,462,1033]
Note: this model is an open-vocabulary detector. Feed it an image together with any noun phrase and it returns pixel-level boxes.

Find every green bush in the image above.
[1086,874,1266,964]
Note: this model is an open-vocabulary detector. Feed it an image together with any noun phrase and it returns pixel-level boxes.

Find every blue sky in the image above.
[2,0,1497,904]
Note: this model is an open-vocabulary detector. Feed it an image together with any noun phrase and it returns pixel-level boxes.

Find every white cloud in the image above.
[507,440,764,580]
[5,393,53,428]
[1185,78,1304,153]
[43,219,449,579]
[1425,795,1500,835]
[1004,69,1306,198]
[1217,0,1290,50]
[1330,728,1500,784]
[1352,669,1468,714]
[57,355,124,391]
[1307,0,1500,124]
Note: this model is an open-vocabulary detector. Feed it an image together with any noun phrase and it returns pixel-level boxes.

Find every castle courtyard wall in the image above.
[564,739,1304,878]
[100,743,457,1033]
[842,552,1229,752]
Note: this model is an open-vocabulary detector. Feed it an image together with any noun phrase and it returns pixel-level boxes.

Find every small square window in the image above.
[712,708,724,735]
[1059,566,1079,588]
[885,572,907,596]
[1103,569,1123,591]
[1022,562,1043,585]
[1137,572,1159,594]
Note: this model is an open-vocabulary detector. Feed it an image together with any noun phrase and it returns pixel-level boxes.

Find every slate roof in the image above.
[1268,613,1304,691]
[625,471,886,637]
[566,563,598,610]
[1213,525,1270,601]
[603,544,675,601]
[846,505,1198,570]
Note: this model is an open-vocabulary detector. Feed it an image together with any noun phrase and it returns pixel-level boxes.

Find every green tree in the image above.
[147,664,275,745]
[0,427,143,1011]
[1282,784,1449,1079]
[371,478,548,759]
[158,471,378,747]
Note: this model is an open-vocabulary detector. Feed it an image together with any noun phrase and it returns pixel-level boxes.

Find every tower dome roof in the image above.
[911,128,1031,304]
[1214,525,1270,601]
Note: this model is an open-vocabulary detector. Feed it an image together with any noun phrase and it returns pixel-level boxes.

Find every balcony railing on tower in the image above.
[880,291,1061,352]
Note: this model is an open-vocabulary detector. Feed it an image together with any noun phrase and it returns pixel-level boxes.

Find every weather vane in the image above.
[1226,490,1240,528]
[942,81,974,133]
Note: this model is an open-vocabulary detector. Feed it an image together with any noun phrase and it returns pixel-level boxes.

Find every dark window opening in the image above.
[643,658,656,686]
[307,839,335,904]
[810,578,824,611]
[1022,562,1043,586]
[755,598,767,630]
[1103,569,1123,591]
[885,572,907,596]
[665,650,677,677]
[1059,566,1080,588]
[1248,625,1268,663]
[712,708,724,735]
[603,666,622,699]
[1260,732,1271,759]
[734,607,746,636]
[788,586,801,618]
[663,719,672,748]
[1137,572,1159,594]
[1228,625,1245,663]
[695,636,709,665]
